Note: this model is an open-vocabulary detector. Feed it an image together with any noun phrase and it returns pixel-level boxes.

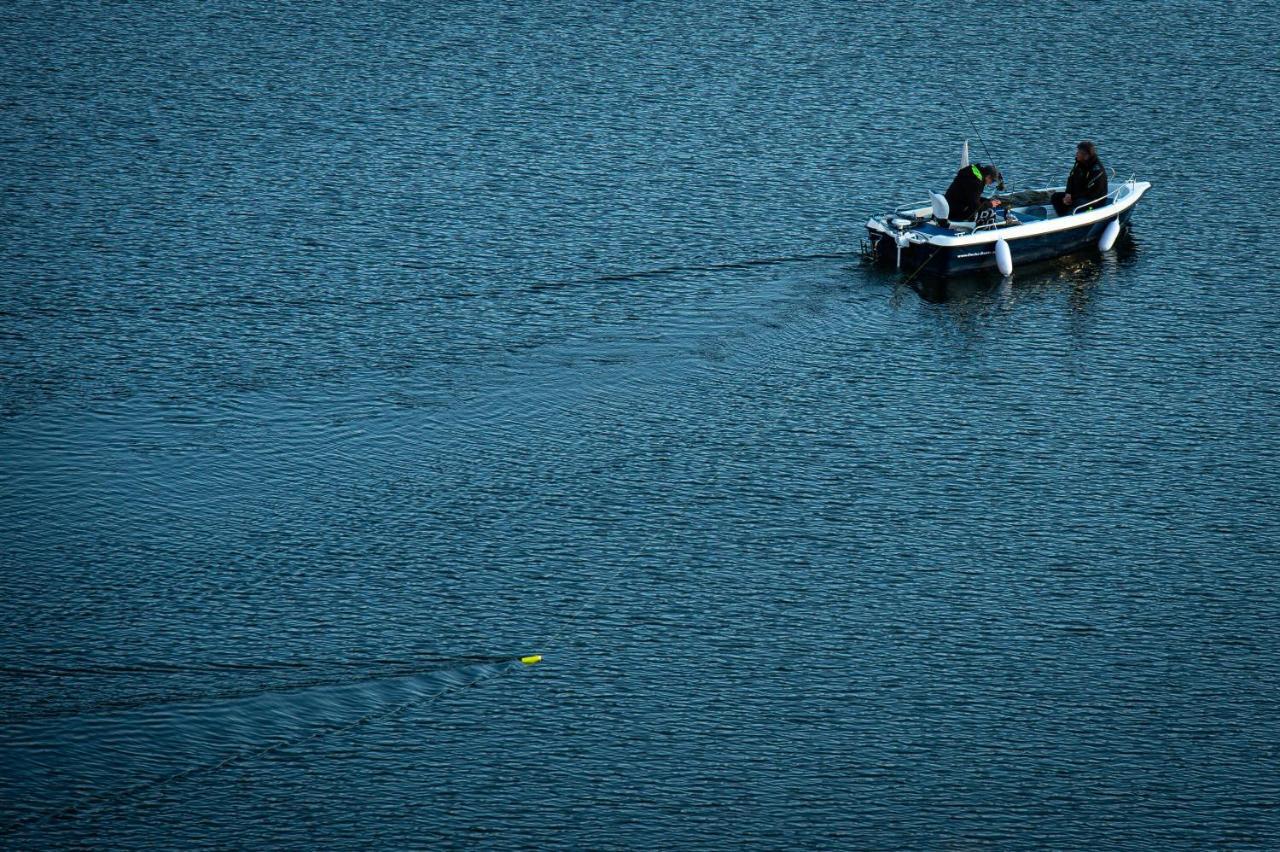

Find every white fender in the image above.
[995,239,1013,276]
[1099,218,1121,251]
[930,192,949,221]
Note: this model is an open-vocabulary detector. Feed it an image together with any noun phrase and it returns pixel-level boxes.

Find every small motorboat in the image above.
[862,151,1151,278]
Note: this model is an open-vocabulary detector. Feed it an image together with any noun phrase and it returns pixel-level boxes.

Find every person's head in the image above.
[1076,140,1098,163]
[980,164,1002,185]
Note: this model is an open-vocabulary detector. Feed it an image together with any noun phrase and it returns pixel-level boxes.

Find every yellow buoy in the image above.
[520,655,542,665]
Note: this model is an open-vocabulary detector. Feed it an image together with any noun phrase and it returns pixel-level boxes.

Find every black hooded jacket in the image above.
[943,164,987,221]
[1066,157,1108,209]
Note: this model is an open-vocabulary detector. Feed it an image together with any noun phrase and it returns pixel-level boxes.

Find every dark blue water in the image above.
[3,1,1279,848]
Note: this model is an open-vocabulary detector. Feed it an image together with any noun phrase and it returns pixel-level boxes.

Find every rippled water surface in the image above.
[3,1,1279,848]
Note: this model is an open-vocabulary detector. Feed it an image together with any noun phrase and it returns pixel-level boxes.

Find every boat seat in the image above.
[929,192,950,222]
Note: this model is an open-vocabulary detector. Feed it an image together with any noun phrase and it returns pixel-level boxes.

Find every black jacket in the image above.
[1066,157,1108,209]
[943,164,986,221]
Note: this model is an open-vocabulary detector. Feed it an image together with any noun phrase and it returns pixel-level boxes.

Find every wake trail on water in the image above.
[530,251,859,290]
[0,652,511,679]
[0,656,531,838]
[2,653,518,723]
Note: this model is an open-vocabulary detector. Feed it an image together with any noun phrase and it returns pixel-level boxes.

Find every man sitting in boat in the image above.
[1051,141,1108,216]
[943,163,1002,223]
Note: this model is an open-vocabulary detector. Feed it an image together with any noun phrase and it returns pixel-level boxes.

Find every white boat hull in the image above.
[864,180,1151,277]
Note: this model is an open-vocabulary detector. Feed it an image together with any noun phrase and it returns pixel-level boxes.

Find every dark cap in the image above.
[1077,140,1098,157]
[980,164,1002,182]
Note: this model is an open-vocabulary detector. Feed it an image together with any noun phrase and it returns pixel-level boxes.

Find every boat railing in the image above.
[1070,195,1110,214]
[968,176,1137,231]
[890,175,1138,224]
[1071,176,1136,215]
[972,212,1005,233]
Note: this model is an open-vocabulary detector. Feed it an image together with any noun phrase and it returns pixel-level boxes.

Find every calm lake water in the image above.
[3,1,1278,848]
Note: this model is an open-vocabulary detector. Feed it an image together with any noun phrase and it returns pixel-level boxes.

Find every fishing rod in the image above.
[954,99,1003,190]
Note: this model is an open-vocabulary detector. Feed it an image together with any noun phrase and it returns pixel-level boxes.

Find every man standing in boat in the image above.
[1052,141,1108,216]
[943,163,1002,223]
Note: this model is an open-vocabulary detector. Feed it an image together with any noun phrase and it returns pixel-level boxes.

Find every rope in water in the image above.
[899,244,947,291]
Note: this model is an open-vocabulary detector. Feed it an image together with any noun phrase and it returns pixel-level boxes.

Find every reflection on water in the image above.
[911,234,1140,309]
